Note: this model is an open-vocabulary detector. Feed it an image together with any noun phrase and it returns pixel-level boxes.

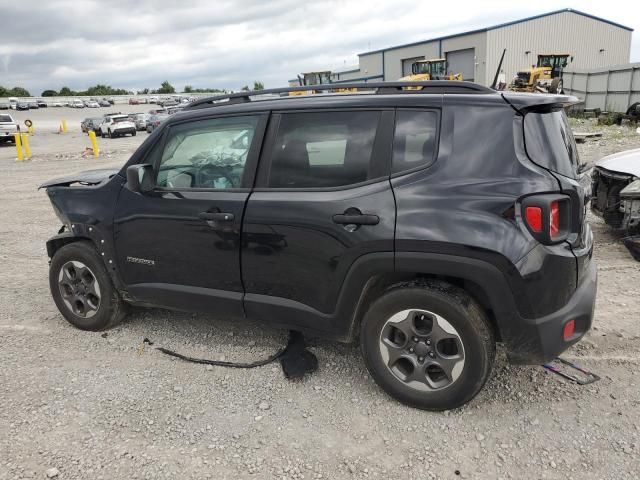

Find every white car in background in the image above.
[71,99,84,108]
[0,113,20,143]
[100,114,136,138]
[86,101,100,108]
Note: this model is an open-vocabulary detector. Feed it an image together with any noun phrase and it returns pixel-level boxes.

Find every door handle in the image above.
[332,213,379,225]
[198,212,235,222]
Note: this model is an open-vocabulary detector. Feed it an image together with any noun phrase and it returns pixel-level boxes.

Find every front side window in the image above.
[268,111,380,188]
[392,110,439,174]
[156,116,258,189]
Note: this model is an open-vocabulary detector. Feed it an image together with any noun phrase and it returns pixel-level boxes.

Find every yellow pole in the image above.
[88,130,100,157]
[28,125,35,135]
[14,133,24,161]
[20,133,31,159]
[61,119,68,133]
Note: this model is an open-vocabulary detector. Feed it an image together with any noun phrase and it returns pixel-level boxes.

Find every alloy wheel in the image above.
[58,261,101,318]
[378,309,465,391]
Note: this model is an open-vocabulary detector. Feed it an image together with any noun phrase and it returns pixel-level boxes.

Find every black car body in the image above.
[42,81,596,410]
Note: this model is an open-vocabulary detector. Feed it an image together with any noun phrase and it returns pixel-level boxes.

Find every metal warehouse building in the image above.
[328,8,632,87]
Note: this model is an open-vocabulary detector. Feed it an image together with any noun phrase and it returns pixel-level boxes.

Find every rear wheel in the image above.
[360,281,495,410]
[108,129,114,138]
[49,241,127,331]
[132,130,136,136]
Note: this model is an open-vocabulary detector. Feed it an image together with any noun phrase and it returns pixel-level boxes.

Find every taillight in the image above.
[524,207,542,232]
[521,194,571,244]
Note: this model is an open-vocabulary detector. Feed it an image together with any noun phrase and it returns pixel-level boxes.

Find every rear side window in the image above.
[523,109,579,178]
[392,110,438,174]
[268,111,380,188]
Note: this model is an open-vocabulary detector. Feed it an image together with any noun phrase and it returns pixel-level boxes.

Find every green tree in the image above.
[184,85,193,93]
[139,88,150,95]
[59,86,73,96]
[241,85,250,91]
[41,89,59,97]
[253,81,264,90]
[8,86,30,97]
[157,81,175,94]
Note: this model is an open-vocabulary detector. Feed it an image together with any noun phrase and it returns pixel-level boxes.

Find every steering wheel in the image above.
[196,163,235,188]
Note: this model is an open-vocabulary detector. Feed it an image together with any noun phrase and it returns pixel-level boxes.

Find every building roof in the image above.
[359,8,633,56]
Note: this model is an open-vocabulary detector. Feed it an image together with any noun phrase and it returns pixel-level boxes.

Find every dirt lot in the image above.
[1,112,639,480]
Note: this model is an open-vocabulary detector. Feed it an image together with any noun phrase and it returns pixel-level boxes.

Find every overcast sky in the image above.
[1,0,638,94]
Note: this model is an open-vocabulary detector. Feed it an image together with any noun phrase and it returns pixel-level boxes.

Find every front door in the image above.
[241,109,396,336]
[114,113,267,317]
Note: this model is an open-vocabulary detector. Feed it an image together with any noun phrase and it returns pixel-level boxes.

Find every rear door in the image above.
[241,109,396,335]
[113,113,267,316]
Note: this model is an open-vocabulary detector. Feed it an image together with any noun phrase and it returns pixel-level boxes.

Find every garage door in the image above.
[446,48,475,82]
[402,57,424,77]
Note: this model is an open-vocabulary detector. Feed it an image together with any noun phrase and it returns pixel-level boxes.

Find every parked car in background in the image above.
[0,102,9,110]
[148,96,159,104]
[145,113,169,133]
[100,114,136,138]
[16,102,30,111]
[50,101,64,107]
[71,100,85,108]
[81,117,103,133]
[98,99,110,107]
[166,106,184,115]
[0,113,20,143]
[129,98,140,105]
[86,101,100,108]
[27,101,39,109]
[133,113,150,131]
[8,98,18,110]
[148,108,166,115]
[36,99,48,108]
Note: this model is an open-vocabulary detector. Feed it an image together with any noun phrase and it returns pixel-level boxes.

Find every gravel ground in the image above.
[1,115,639,480]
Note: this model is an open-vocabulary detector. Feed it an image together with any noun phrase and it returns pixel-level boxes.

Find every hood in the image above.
[39,168,119,189]
[596,148,640,178]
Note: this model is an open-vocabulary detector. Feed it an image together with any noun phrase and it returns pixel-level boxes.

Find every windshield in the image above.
[537,55,568,68]
[523,109,580,178]
[0,115,13,122]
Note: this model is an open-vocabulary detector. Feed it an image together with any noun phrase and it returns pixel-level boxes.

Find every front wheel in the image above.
[132,130,136,136]
[49,241,127,331]
[108,129,114,138]
[360,281,495,410]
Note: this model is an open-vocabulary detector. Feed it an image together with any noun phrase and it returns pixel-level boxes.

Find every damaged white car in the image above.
[591,148,640,259]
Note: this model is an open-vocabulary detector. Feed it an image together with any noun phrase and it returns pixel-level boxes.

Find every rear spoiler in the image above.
[501,92,580,115]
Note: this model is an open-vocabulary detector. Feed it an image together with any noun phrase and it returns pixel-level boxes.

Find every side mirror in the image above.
[126,164,154,194]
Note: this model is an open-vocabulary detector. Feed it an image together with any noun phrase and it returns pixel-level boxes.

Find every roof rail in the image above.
[185,81,493,110]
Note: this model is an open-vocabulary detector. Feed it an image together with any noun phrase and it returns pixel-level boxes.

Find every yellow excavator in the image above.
[510,54,571,94]
[400,58,463,82]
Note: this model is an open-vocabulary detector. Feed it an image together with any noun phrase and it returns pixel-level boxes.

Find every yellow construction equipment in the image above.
[510,54,571,94]
[290,71,333,96]
[400,59,463,82]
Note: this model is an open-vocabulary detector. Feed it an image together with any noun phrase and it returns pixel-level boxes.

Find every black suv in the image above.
[42,81,596,410]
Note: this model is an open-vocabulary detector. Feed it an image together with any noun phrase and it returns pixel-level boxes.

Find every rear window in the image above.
[0,115,13,123]
[523,109,579,178]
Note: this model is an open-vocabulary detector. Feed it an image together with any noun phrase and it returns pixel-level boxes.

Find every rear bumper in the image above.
[507,258,597,364]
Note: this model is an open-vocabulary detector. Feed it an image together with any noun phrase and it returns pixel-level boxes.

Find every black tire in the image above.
[108,129,113,139]
[132,130,136,136]
[360,280,495,411]
[49,241,127,331]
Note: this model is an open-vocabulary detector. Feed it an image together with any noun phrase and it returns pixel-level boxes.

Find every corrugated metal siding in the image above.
[486,11,632,85]
[441,32,487,84]
[563,63,640,112]
[382,42,440,80]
